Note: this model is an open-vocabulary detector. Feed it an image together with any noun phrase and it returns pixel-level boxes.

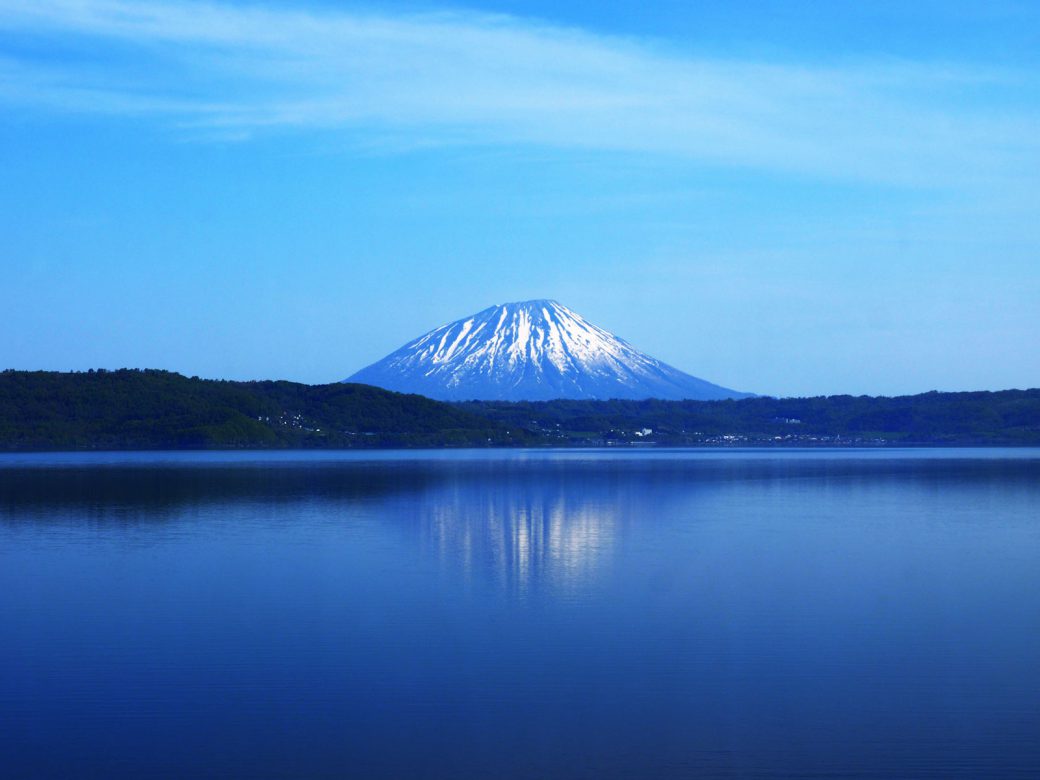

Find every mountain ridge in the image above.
[347,299,751,401]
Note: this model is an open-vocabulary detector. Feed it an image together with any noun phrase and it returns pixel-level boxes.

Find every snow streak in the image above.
[347,299,748,401]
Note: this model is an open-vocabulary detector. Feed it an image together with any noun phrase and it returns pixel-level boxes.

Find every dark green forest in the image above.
[461,390,1040,446]
[0,369,530,450]
[0,369,1037,450]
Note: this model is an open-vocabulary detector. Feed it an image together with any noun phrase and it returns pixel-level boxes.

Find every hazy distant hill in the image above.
[347,299,751,401]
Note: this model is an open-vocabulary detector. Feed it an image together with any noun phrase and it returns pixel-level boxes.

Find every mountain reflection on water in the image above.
[3,450,1038,599]
[420,481,619,595]
[0,456,639,594]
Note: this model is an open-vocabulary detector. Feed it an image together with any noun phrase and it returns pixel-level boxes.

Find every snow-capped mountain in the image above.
[346,300,751,402]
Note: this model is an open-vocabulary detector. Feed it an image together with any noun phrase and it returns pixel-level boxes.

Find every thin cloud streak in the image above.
[1,0,1038,188]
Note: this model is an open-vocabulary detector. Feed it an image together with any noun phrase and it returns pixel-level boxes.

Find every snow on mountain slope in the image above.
[346,300,751,401]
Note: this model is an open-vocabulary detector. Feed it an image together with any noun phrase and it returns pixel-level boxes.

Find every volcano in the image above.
[346,299,750,401]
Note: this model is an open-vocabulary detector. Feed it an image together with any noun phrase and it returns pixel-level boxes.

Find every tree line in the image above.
[1,369,1037,450]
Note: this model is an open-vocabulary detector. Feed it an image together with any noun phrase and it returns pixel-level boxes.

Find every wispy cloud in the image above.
[1,0,1038,188]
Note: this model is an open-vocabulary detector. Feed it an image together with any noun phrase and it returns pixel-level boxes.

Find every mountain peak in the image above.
[346,301,750,402]
[490,298,563,310]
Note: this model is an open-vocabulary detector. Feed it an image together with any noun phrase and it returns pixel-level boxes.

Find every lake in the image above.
[1,449,1038,778]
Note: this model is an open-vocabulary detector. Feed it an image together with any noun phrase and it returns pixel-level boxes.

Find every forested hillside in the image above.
[1,370,1037,450]
[0,369,527,450]
[461,390,1040,446]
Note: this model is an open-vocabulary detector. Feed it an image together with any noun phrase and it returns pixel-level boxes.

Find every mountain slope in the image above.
[347,299,750,401]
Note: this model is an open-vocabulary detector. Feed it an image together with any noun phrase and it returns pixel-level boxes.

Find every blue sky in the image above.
[1,0,1038,396]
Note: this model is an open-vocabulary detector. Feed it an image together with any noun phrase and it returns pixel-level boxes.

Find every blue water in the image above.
[1,449,1038,779]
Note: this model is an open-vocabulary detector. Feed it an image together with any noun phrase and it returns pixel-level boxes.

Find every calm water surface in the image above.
[1,449,1038,778]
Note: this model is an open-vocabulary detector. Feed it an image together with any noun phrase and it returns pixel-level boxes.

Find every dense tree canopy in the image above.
[0,369,527,450]
[460,390,1040,446]
[1,370,1037,450]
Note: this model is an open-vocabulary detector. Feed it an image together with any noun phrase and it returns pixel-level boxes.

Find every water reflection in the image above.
[3,453,1038,598]
[4,450,1037,517]
[422,483,618,595]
